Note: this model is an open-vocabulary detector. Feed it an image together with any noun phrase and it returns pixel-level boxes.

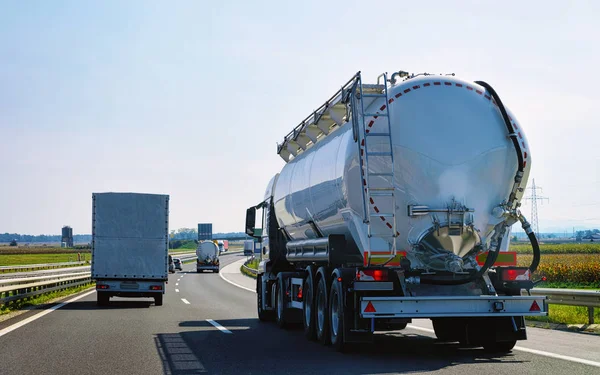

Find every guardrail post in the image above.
[588,307,595,325]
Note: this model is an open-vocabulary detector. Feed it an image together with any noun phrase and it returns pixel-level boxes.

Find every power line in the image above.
[523,179,549,234]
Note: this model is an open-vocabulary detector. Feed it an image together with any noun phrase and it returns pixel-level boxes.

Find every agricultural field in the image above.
[510,242,600,254]
[517,253,600,288]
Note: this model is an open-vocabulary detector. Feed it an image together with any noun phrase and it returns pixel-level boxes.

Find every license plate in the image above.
[120,282,139,289]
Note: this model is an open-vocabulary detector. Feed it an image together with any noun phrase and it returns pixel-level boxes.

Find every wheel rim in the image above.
[317,283,325,333]
[331,289,339,337]
[304,282,312,327]
[277,283,283,321]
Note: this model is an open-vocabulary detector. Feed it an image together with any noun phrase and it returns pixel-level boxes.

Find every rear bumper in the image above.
[95,279,166,295]
[197,265,219,270]
[360,295,547,319]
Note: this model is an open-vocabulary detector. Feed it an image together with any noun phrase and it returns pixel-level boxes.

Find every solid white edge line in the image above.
[206,319,232,334]
[0,288,96,338]
[405,324,600,368]
[218,265,255,292]
[181,298,190,304]
[513,346,600,368]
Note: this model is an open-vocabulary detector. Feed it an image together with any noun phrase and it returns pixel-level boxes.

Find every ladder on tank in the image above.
[354,72,398,267]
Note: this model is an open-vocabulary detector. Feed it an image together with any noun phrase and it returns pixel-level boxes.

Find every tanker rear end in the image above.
[246,70,547,352]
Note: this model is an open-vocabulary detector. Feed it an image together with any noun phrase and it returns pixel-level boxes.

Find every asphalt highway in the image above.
[0,254,599,375]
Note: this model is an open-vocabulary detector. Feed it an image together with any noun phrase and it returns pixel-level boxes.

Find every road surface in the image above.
[0,254,598,375]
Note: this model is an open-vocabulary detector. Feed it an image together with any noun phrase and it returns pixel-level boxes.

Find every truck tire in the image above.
[257,275,274,322]
[303,266,317,341]
[97,292,109,306]
[483,340,517,353]
[315,274,330,345]
[154,294,163,306]
[329,276,345,351]
[275,275,289,329]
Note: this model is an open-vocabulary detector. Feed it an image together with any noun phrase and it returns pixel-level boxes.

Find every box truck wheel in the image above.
[154,294,163,306]
[302,266,317,341]
[315,274,330,345]
[97,292,109,306]
[329,276,345,351]
[257,275,274,322]
[275,275,289,329]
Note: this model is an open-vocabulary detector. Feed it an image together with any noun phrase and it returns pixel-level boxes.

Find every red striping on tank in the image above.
[368,120,374,127]
[484,95,491,100]
[373,115,379,119]
[366,129,370,133]
[524,151,528,159]
[404,88,411,93]
[361,139,365,146]
[361,149,364,156]
[522,142,526,148]
[424,83,431,87]
[434,82,441,85]
[380,105,387,111]
[476,90,483,94]
[370,198,374,204]
[524,161,527,168]
[389,98,394,104]
[456,83,463,87]
[412,85,420,90]
[395,93,402,98]
[380,216,386,221]
[363,179,367,186]
[467,86,473,91]
[444,82,452,86]
[374,206,380,213]
[518,132,522,139]
[396,231,400,236]
[386,223,393,229]
[513,122,518,130]
[509,115,513,121]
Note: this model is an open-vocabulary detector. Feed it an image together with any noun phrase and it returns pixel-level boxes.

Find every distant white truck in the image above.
[91,192,169,306]
[196,241,220,273]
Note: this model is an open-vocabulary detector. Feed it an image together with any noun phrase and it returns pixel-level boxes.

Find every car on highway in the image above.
[168,255,175,273]
[173,258,183,271]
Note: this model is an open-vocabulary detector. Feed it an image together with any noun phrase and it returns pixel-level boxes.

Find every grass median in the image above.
[0,282,94,316]
[241,257,258,279]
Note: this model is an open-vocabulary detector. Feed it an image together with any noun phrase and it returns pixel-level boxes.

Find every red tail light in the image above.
[150,285,163,291]
[500,267,530,281]
[356,269,388,281]
[97,285,109,289]
[297,287,303,300]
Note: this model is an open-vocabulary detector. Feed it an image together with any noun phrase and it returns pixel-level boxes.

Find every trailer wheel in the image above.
[329,276,345,351]
[154,294,163,306]
[257,275,274,322]
[315,275,330,345]
[275,275,288,329]
[303,266,317,341]
[483,340,517,353]
[97,292,109,306]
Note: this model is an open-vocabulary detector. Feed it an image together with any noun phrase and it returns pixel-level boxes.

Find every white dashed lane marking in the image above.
[181,299,190,304]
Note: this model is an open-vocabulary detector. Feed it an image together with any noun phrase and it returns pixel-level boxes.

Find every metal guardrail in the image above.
[0,261,88,273]
[526,288,600,324]
[242,258,258,277]
[0,273,92,305]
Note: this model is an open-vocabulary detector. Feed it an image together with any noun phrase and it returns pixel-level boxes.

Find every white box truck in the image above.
[92,192,169,306]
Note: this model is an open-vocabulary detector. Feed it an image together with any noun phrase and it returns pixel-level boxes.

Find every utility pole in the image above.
[523,179,549,234]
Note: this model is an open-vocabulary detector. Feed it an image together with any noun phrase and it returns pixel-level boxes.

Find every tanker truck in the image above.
[246,70,547,352]
[196,240,220,273]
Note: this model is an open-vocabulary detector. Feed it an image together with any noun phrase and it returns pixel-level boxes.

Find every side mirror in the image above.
[245,207,256,236]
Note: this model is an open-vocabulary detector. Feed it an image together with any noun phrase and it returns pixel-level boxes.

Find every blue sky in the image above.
[1,1,598,235]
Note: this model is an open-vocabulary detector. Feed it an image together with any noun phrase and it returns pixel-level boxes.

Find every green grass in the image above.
[0,253,90,267]
[527,304,600,326]
[0,283,94,316]
[241,257,259,279]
